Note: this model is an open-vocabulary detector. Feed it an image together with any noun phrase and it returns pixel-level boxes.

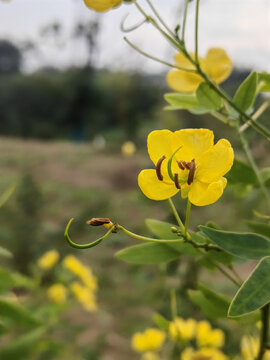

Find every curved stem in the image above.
[145,0,174,37]
[64,218,115,249]
[257,304,270,360]
[240,101,270,133]
[194,0,200,63]
[168,198,185,233]
[124,37,196,72]
[181,0,189,41]
[184,199,191,237]
[117,224,185,244]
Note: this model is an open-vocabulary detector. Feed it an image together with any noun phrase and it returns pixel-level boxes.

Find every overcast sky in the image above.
[0,0,269,73]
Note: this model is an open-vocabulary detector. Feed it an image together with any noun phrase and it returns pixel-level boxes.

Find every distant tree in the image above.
[0,39,22,74]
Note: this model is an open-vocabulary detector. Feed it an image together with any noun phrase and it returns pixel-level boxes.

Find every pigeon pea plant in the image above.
[65,0,270,358]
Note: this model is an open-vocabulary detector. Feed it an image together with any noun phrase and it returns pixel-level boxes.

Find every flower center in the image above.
[156,156,197,189]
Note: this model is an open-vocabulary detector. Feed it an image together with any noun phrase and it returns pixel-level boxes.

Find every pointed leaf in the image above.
[196,82,222,110]
[199,225,270,260]
[247,221,270,239]
[153,313,170,331]
[164,93,201,109]
[226,158,257,186]
[115,242,181,264]
[229,256,270,317]
[0,299,42,327]
[258,73,270,92]
[233,72,258,111]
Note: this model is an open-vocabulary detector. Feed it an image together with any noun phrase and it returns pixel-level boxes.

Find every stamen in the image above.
[174,173,181,189]
[184,161,191,170]
[86,218,111,226]
[177,161,185,170]
[156,155,166,181]
[187,159,196,185]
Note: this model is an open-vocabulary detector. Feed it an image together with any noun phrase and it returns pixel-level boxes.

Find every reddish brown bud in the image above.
[86,218,111,226]
[156,155,166,181]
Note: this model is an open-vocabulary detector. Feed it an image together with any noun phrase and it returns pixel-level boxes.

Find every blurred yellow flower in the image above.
[63,255,98,291]
[132,328,165,353]
[38,250,59,270]
[70,281,97,312]
[241,336,270,360]
[83,0,122,12]
[169,317,196,341]
[121,141,136,157]
[142,352,160,360]
[47,283,67,304]
[167,48,232,93]
[181,347,228,360]
[138,129,234,206]
[196,321,224,349]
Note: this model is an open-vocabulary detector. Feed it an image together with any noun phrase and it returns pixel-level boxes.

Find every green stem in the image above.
[64,218,115,249]
[168,198,186,234]
[240,101,270,133]
[237,124,270,207]
[257,304,270,360]
[124,37,196,72]
[145,0,174,37]
[194,0,200,63]
[181,0,189,41]
[117,224,184,244]
[170,289,178,319]
[184,199,191,237]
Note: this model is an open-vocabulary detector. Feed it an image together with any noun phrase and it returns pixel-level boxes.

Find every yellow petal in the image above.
[147,130,178,181]
[196,139,234,183]
[188,178,227,206]
[205,48,233,84]
[166,70,203,93]
[83,0,119,11]
[172,129,214,163]
[174,52,196,70]
[138,169,179,201]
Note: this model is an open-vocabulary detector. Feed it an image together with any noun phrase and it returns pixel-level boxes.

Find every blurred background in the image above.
[0,0,269,359]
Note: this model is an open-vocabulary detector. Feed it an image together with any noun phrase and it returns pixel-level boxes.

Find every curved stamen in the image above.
[184,161,191,170]
[156,155,166,181]
[174,173,181,189]
[188,159,196,185]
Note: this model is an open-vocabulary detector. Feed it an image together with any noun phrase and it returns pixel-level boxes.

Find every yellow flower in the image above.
[63,255,98,291]
[47,283,67,304]
[169,317,197,341]
[196,321,224,349]
[83,0,122,12]
[132,328,165,353]
[181,347,228,360]
[38,250,59,270]
[167,48,233,93]
[142,352,160,360]
[70,282,98,312]
[121,141,136,157]
[138,129,234,206]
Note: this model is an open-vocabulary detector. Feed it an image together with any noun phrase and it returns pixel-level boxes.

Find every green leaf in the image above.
[0,327,45,360]
[258,73,270,92]
[115,242,181,264]
[261,167,270,187]
[0,299,42,327]
[145,219,198,256]
[233,72,258,111]
[228,256,270,317]
[247,221,270,239]
[153,313,170,331]
[199,225,270,260]
[164,93,201,109]
[196,82,222,110]
[0,183,16,208]
[0,268,35,293]
[226,158,257,186]
[188,286,229,320]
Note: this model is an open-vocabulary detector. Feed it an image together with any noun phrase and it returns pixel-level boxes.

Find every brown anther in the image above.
[86,217,111,226]
[187,159,196,185]
[177,161,185,170]
[156,155,166,181]
[184,161,191,170]
[174,173,181,189]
